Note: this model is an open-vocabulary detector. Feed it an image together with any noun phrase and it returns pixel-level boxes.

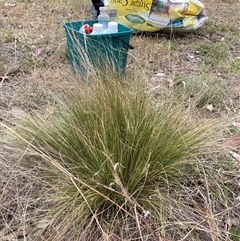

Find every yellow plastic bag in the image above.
[107,0,207,32]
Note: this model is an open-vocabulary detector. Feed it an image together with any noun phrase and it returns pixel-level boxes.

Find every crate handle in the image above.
[114,36,134,50]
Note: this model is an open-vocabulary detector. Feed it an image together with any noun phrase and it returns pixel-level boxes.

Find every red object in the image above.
[84,24,93,34]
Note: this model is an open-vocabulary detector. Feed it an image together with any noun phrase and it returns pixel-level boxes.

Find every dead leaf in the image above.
[154,73,165,78]
[36,48,42,56]
[225,132,240,149]
[206,104,213,112]
[232,122,240,130]
[230,151,240,162]
[4,3,17,7]
[168,78,174,88]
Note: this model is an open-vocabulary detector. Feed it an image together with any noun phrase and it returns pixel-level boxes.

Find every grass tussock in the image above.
[1,1,240,240]
[2,73,228,240]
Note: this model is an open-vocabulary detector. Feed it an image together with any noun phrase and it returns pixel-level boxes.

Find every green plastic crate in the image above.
[63,20,133,78]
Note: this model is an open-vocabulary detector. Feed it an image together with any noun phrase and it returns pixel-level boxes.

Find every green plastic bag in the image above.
[107,0,207,32]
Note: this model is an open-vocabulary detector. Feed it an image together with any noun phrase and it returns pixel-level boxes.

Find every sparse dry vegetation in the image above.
[0,0,240,240]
